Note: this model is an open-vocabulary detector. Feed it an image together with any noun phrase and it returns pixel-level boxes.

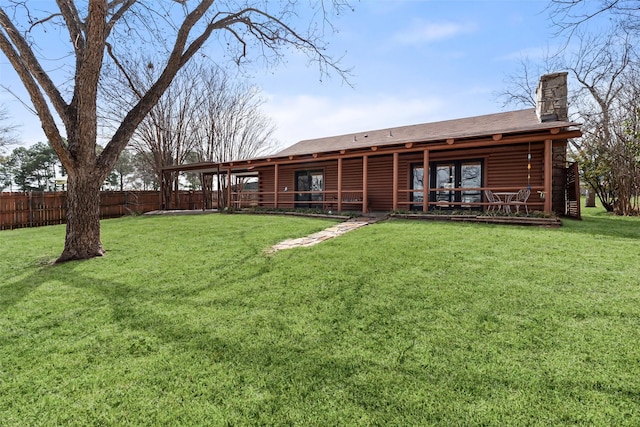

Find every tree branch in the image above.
[0,7,70,127]
[55,0,86,54]
[98,0,216,173]
[106,0,137,33]
[27,12,63,32]
[0,14,72,168]
[105,42,144,98]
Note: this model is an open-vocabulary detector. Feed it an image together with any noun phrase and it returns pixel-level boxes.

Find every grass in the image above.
[1,208,639,425]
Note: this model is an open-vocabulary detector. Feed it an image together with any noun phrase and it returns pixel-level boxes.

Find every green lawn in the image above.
[1,209,639,426]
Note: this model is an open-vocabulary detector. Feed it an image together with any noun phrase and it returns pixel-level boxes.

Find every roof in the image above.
[275,108,578,157]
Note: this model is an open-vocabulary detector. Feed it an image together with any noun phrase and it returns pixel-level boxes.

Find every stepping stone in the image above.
[269,220,370,252]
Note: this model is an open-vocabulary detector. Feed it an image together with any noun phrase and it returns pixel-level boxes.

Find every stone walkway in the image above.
[269,219,373,252]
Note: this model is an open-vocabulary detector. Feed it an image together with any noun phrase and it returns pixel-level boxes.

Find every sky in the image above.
[256,0,559,152]
[0,0,566,154]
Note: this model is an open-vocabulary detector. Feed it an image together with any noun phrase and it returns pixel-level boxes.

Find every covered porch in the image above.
[162,125,581,217]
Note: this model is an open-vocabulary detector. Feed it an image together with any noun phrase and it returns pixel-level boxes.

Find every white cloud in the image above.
[262,93,446,152]
[393,20,476,45]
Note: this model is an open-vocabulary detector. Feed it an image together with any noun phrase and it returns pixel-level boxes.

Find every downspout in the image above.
[274,163,279,209]
[362,155,368,214]
[392,152,399,211]
[227,168,232,209]
[423,150,429,212]
[544,139,553,213]
[337,157,343,212]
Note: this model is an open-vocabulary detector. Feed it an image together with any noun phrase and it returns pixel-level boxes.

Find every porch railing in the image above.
[230,191,259,208]
[396,187,545,211]
[230,187,545,212]
[230,190,365,210]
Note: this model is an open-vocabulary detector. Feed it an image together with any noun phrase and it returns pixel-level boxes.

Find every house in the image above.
[162,73,582,217]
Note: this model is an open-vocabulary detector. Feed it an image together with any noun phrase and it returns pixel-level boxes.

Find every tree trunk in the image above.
[585,188,596,207]
[56,172,105,263]
[202,173,213,209]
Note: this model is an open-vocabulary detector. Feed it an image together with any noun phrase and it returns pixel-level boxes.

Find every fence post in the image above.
[29,191,33,228]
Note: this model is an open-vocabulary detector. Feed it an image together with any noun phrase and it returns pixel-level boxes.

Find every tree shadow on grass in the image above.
[560,212,640,240]
[0,258,58,314]
[0,274,42,314]
[2,259,252,362]
[77,277,412,423]
[5,257,640,425]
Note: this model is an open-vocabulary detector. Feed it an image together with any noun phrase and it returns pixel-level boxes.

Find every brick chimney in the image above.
[535,72,568,122]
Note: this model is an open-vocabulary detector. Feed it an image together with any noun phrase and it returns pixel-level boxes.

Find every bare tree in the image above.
[103,59,274,208]
[0,104,18,151]
[544,1,640,214]
[498,27,640,214]
[549,0,640,36]
[193,65,275,207]
[105,58,205,206]
[498,55,562,109]
[196,66,274,163]
[568,31,640,214]
[0,1,351,262]
[606,70,640,213]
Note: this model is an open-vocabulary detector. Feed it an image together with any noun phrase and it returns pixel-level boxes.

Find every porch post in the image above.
[227,168,232,209]
[216,164,221,209]
[392,152,399,211]
[200,173,204,211]
[274,163,279,209]
[159,170,165,209]
[362,155,368,214]
[544,139,552,213]
[423,149,429,212]
[337,157,343,212]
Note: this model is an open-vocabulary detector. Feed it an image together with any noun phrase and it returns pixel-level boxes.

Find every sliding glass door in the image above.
[434,163,456,205]
[410,165,425,210]
[459,162,482,206]
[295,170,324,208]
[410,159,483,209]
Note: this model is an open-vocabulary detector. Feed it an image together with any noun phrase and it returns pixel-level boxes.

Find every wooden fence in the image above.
[0,190,212,230]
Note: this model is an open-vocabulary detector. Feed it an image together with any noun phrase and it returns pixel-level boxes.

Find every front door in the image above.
[295,170,324,209]
[430,160,483,209]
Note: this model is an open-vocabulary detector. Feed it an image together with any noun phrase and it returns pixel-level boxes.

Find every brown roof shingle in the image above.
[275,108,577,157]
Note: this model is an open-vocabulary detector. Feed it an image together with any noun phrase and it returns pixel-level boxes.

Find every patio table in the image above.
[494,192,517,214]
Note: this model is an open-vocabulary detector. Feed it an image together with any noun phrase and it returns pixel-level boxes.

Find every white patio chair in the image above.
[510,188,530,214]
[484,189,502,213]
